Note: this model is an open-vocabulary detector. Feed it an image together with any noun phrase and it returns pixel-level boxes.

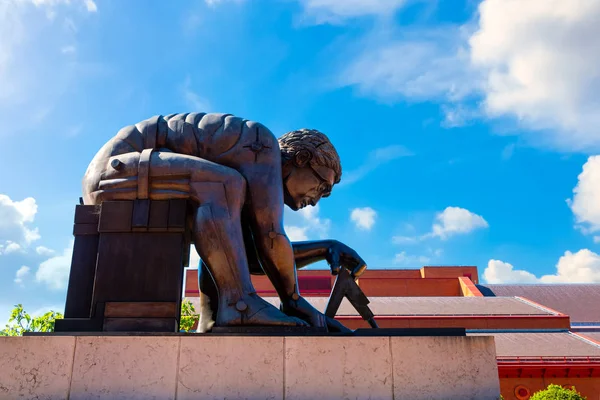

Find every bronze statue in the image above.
[82,112,367,331]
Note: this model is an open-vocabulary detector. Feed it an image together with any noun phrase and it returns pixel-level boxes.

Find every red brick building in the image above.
[185,266,600,400]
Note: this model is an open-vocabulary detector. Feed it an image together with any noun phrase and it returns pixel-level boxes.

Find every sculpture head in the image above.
[279,128,342,211]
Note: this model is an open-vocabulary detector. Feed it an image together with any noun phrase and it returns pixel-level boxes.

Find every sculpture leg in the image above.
[189,177,305,327]
[88,150,307,327]
[198,261,218,332]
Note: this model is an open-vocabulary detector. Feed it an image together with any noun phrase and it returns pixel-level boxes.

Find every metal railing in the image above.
[497,356,600,364]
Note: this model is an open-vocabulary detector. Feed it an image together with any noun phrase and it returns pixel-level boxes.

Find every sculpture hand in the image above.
[281,295,351,332]
[326,240,367,277]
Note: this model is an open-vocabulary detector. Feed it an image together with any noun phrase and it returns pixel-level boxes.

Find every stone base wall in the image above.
[0,335,500,400]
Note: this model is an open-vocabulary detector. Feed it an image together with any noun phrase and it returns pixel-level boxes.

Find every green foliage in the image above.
[0,304,63,336]
[180,299,199,332]
[530,384,586,400]
[1,301,200,335]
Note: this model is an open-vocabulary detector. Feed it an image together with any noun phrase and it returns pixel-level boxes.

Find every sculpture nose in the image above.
[312,192,324,205]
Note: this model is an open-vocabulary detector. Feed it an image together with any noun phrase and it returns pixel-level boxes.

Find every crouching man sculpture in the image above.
[82,112,367,331]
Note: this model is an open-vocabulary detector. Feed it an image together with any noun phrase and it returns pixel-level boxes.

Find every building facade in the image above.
[185,266,600,400]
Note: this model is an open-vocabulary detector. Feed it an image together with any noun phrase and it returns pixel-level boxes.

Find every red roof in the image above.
[261,296,558,316]
[469,332,600,357]
[477,284,600,323]
[579,331,600,345]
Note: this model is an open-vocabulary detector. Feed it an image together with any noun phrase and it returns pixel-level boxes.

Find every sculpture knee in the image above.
[190,168,246,222]
[222,170,246,211]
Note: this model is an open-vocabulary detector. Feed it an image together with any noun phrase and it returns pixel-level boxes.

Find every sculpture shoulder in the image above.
[244,120,279,151]
[227,119,281,165]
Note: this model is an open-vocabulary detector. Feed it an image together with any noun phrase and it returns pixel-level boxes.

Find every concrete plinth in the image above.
[0,335,500,400]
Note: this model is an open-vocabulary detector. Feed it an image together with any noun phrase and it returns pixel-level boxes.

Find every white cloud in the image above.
[350,207,377,231]
[84,0,97,12]
[335,0,600,151]
[431,248,443,257]
[341,145,413,185]
[298,0,407,24]
[0,194,40,252]
[26,0,96,12]
[392,206,488,243]
[542,249,600,283]
[341,26,477,104]
[299,204,330,237]
[394,251,430,266]
[35,246,55,257]
[204,0,245,8]
[441,103,481,129]
[181,75,210,111]
[430,206,489,240]
[3,241,22,254]
[483,259,539,284]
[391,246,441,268]
[35,242,73,290]
[392,235,418,245]
[568,156,600,236]
[285,226,309,241]
[14,265,30,286]
[484,250,600,284]
[284,204,331,241]
[469,0,600,151]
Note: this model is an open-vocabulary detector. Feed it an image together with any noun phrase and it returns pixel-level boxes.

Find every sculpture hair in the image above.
[278,128,342,184]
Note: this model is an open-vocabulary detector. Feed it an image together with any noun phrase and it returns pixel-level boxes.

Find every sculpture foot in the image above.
[215,293,308,327]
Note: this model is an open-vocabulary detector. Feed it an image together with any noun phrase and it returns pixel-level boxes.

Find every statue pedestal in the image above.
[55,200,191,333]
[0,334,500,400]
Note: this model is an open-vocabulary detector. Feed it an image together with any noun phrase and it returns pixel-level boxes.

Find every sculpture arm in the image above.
[246,238,334,272]
[237,127,299,301]
[241,216,269,275]
[292,240,368,277]
[292,240,333,269]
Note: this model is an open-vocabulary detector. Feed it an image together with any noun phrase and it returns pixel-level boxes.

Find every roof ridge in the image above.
[514,296,562,315]
[485,283,600,287]
[569,331,600,350]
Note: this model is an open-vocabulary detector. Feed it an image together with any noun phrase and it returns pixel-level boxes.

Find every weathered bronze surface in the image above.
[82,112,368,331]
[325,268,379,329]
[55,199,191,333]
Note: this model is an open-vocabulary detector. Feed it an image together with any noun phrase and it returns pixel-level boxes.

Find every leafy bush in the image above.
[180,299,199,332]
[1,301,200,335]
[530,384,586,400]
[0,304,63,336]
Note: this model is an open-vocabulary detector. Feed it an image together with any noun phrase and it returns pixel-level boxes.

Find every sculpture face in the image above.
[284,163,336,211]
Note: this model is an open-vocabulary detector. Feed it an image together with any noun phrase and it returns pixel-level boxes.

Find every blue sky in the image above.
[2,0,600,323]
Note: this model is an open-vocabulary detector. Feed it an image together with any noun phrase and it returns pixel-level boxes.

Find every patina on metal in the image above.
[82,112,368,332]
